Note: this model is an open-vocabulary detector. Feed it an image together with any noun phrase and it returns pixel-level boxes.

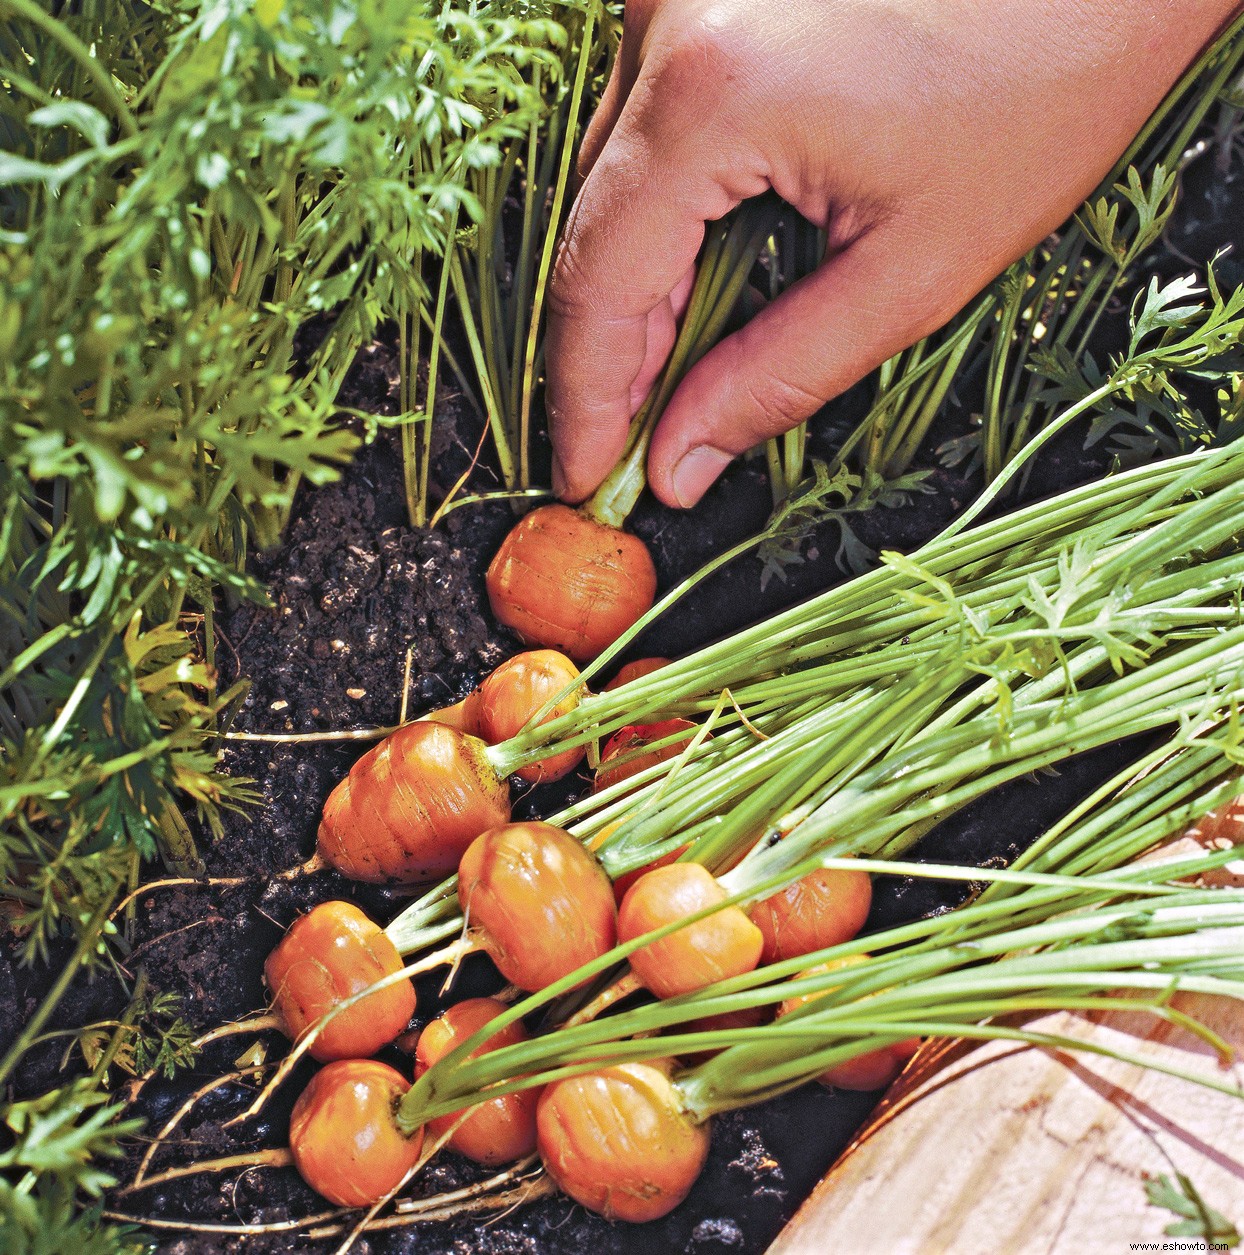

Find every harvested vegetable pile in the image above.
[4,2,1244,1254]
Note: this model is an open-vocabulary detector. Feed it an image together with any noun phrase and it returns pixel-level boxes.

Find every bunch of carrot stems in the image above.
[437,2,603,504]
[387,438,1244,952]
[400,719,1244,1128]
[381,427,1244,1128]
[585,197,782,529]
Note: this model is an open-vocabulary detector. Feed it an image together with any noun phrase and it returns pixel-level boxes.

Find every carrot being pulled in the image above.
[487,504,656,663]
[488,208,777,662]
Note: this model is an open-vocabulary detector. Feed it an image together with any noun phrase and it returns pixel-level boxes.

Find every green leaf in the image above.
[1145,1172,1241,1245]
[1130,274,1208,346]
[757,461,932,585]
[0,150,98,190]
[0,1083,140,1196]
[0,1180,146,1255]
[27,102,111,149]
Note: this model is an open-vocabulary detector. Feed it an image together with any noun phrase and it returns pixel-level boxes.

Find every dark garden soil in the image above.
[4,141,1242,1254]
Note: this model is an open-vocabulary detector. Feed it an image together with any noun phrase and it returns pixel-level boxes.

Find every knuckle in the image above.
[575,138,602,182]
[649,7,757,101]
[738,370,825,441]
[547,234,593,320]
[695,335,829,450]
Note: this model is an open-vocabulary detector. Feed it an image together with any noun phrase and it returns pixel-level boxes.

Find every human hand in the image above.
[546,0,1239,508]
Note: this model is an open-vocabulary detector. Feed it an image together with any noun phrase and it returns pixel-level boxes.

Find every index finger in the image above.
[546,87,758,501]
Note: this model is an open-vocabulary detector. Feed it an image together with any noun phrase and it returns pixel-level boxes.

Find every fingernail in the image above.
[671,445,732,508]
[551,449,568,500]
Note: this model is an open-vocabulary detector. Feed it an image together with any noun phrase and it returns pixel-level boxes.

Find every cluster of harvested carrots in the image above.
[254,511,887,1222]
[156,444,1244,1231]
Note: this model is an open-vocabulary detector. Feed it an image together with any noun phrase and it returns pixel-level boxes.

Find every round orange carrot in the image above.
[605,657,671,691]
[289,1059,423,1207]
[594,718,698,794]
[777,955,921,1091]
[317,721,510,884]
[749,865,873,963]
[617,863,763,998]
[536,1060,709,1222]
[414,997,539,1165]
[458,822,617,992]
[264,901,415,1061]
[477,650,585,783]
[486,505,656,662]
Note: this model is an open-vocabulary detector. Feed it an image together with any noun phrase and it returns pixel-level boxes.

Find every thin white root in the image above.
[133,1065,272,1185]
[399,645,416,725]
[311,1166,555,1239]
[101,1209,344,1236]
[194,1013,284,1047]
[108,876,247,921]
[117,1148,293,1196]
[394,1155,540,1213]
[273,852,328,880]
[106,1156,553,1238]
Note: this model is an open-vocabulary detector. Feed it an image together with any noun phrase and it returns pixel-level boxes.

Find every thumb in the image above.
[647,234,962,507]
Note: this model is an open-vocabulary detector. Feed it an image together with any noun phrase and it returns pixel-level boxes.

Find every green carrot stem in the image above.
[450,250,515,490]
[519,5,598,488]
[1,0,139,137]
[582,202,780,529]
[405,886,1244,1125]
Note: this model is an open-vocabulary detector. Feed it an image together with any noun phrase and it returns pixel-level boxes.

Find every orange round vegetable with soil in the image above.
[317,721,510,884]
[477,650,585,783]
[458,821,617,991]
[288,1059,423,1207]
[264,901,415,1062]
[536,1060,710,1222]
[591,822,753,904]
[605,657,671,691]
[486,504,657,662]
[414,997,539,1165]
[777,955,921,1091]
[749,865,873,963]
[617,863,764,998]
[594,718,698,794]
[813,1039,919,1090]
